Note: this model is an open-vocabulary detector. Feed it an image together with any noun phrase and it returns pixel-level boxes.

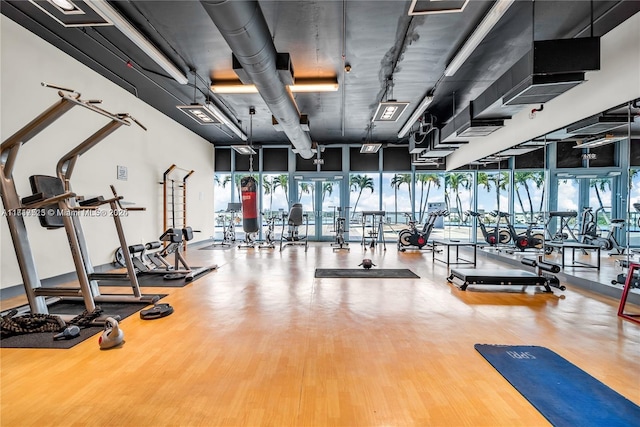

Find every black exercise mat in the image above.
[98,267,215,288]
[315,269,419,279]
[0,298,163,349]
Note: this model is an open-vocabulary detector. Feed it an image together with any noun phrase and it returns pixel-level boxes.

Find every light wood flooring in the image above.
[1,243,639,426]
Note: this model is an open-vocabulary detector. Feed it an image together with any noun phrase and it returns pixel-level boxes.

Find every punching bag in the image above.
[240,176,259,233]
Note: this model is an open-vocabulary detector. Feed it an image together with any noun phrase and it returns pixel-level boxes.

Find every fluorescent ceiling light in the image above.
[49,0,79,12]
[211,78,339,94]
[360,143,382,153]
[177,104,222,125]
[29,0,111,26]
[444,0,516,77]
[409,0,469,15]
[573,135,626,149]
[231,146,256,155]
[373,101,409,122]
[87,0,188,84]
[498,147,540,156]
[398,95,433,138]
[204,102,248,141]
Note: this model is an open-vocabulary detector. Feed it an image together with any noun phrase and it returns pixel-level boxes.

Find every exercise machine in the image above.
[161,164,194,237]
[397,209,448,251]
[467,210,510,246]
[361,211,386,251]
[447,256,565,292]
[258,211,277,249]
[579,207,625,253]
[0,85,162,323]
[495,210,544,251]
[213,203,241,246]
[280,203,309,251]
[611,259,640,288]
[544,211,579,244]
[331,206,350,251]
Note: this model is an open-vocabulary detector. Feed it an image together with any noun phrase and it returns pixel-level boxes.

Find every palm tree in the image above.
[444,173,471,225]
[273,174,289,206]
[416,173,441,222]
[514,171,544,223]
[390,173,413,223]
[299,182,313,211]
[590,178,612,224]
[490,171,509,213]
[350,174,374,219]
[321,182,334,203]
[263,176,274,212]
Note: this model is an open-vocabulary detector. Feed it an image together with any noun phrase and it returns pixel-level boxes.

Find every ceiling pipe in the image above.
[200,0,314,159]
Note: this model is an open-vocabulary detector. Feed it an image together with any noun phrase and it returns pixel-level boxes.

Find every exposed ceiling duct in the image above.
[441,37,601,145]
[200,0,314,159]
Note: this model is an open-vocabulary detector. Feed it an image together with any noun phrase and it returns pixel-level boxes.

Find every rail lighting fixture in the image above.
[398,95,434,138]
[444,0,516,76]
[231,146,256,155]
[205,102,248,141]
[360,143,382,154]
[573,135,626,149]
[177,104,222,125]
[87,0,189,84]
[373,101,409,122]
[211,78,339,94]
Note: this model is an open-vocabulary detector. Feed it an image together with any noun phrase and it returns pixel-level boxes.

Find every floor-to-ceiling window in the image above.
[348,173,380,241]
[444,172,474,239]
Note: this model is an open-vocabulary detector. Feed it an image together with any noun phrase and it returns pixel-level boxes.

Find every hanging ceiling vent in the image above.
[566,114,629,135]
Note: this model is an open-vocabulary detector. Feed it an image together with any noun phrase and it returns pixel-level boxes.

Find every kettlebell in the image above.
[99,317,124,349]
[359,259,376,269]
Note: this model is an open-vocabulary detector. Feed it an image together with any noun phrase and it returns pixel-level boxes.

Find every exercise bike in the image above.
[259,211,277,249]
[579,207,625,253]
[331,206,350,251]
[467,210,510,246]
[397,210,447,251]
[495,210,544,251]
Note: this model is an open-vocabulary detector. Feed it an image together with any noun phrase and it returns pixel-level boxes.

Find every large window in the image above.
[262,174,290,215]
[513,171,545,226]
[349,173,379,240]
[444,172,474,239]
[382,173,412,225]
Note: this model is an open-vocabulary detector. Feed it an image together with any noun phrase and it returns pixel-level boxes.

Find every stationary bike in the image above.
[259,212,277,249]
[397,210,447,251]
[467,210,510,246]
[579,207,624,252]
[494,210,544,251]
[331,207,349,251]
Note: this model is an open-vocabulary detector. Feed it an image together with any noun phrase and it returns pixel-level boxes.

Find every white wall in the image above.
[1,16,215,289]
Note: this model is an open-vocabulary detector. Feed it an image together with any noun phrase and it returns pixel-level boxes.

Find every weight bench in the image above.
[447,257,565,293]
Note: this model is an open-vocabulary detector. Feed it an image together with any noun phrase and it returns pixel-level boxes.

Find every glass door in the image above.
[295,176,343,241]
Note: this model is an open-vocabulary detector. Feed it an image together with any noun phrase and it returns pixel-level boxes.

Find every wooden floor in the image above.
[1,243,639,426]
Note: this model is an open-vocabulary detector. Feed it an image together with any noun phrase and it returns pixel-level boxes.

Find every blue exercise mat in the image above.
[475,344,640,427]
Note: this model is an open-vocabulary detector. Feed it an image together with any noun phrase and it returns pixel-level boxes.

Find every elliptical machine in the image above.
[467,210,510,246]
[397,209,448,251]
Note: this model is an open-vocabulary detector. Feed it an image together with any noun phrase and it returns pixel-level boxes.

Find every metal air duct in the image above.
[201,0,314,159]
